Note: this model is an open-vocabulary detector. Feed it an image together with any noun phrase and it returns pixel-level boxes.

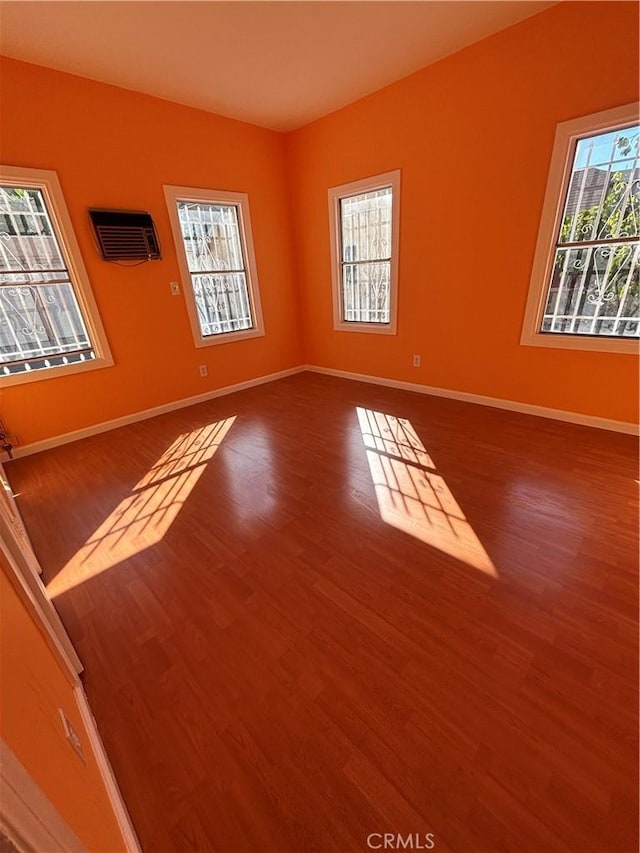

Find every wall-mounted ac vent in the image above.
[89,209,161,261]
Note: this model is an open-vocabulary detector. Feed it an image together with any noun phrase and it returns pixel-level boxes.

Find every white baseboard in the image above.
[9,366,305,459]
[75,686,141,853]
[304,365,639,435]
[7,363,637,459]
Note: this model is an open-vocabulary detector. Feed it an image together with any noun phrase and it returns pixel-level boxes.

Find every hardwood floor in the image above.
[7,372,638,852]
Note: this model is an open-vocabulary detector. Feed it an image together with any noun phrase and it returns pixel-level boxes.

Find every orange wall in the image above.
[0,57,302,446]
[0,562,127,851]
[287,1,639,424]
[1,1,638,445]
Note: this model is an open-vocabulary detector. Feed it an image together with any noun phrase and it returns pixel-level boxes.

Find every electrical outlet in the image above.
[170,281,180,296]
[412,354,421,367]
[59,708,86,763]
[199,365,208,377]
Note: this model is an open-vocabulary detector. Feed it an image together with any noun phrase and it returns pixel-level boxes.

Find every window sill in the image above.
[333,321,397,336]
[194,326,265,348]
[520,330,639,355]
[0,355,115,387]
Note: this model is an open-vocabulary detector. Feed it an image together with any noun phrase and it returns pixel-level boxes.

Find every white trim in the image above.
[7,366,304,458]
[0,740,87,853]
[0,524,83,677]
[5,361,635,462]
[521,103,640,355]
[74,686,141,853]
[163,184,265,348]
[0,165,115,386]
[328,170,400,335]
[1,463,42,577]
[304,365,639,435]
[1,536,139,851]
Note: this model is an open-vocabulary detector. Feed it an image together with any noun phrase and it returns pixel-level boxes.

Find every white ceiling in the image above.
[0,1,557,132]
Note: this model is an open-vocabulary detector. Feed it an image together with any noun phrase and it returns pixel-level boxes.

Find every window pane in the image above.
[540,123,639,338]
[340,187,392,262]
[0,186,65,272]
[561,127,639,244]
[176,202,244,272]
[541,243,639,337]
[0,280,93,365]
[191,272,253,336]
[0,186,95,373]
[342,261,390,323]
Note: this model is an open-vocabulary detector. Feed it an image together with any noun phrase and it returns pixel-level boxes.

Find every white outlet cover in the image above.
[170,281,180,295]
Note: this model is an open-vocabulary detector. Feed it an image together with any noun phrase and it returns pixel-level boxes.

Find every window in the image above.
[328,170,400,334]
[522,103,639,354]
[164,186,264,347]
[0,166,112,385]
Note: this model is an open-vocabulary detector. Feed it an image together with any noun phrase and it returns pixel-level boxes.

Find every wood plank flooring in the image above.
[7,372,638,852]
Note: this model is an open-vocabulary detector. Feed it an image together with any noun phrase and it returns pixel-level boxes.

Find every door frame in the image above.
[0,464,141,852]
[0,461,83,675]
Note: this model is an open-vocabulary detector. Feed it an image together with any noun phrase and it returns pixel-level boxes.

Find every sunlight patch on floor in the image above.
[357,407,497,576]
[47,418,235,598]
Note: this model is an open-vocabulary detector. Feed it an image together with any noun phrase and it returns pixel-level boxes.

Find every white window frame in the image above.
[0,165,113,387]
[521,103,640,355]
[163,185,265,348]
[328,170,400,335]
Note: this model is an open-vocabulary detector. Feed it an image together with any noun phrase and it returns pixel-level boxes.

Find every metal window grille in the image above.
[176,201,254,337]
[541,125,639,338]
[0,186,95,376]
[339,187,392,324]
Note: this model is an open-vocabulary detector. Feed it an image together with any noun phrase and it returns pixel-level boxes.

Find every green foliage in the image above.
[557,135,639,311]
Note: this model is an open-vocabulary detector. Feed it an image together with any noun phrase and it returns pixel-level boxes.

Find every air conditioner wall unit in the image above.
[89,209,161,261]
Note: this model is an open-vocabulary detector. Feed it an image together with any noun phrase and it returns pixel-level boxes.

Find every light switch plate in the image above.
[59,708,86,763]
